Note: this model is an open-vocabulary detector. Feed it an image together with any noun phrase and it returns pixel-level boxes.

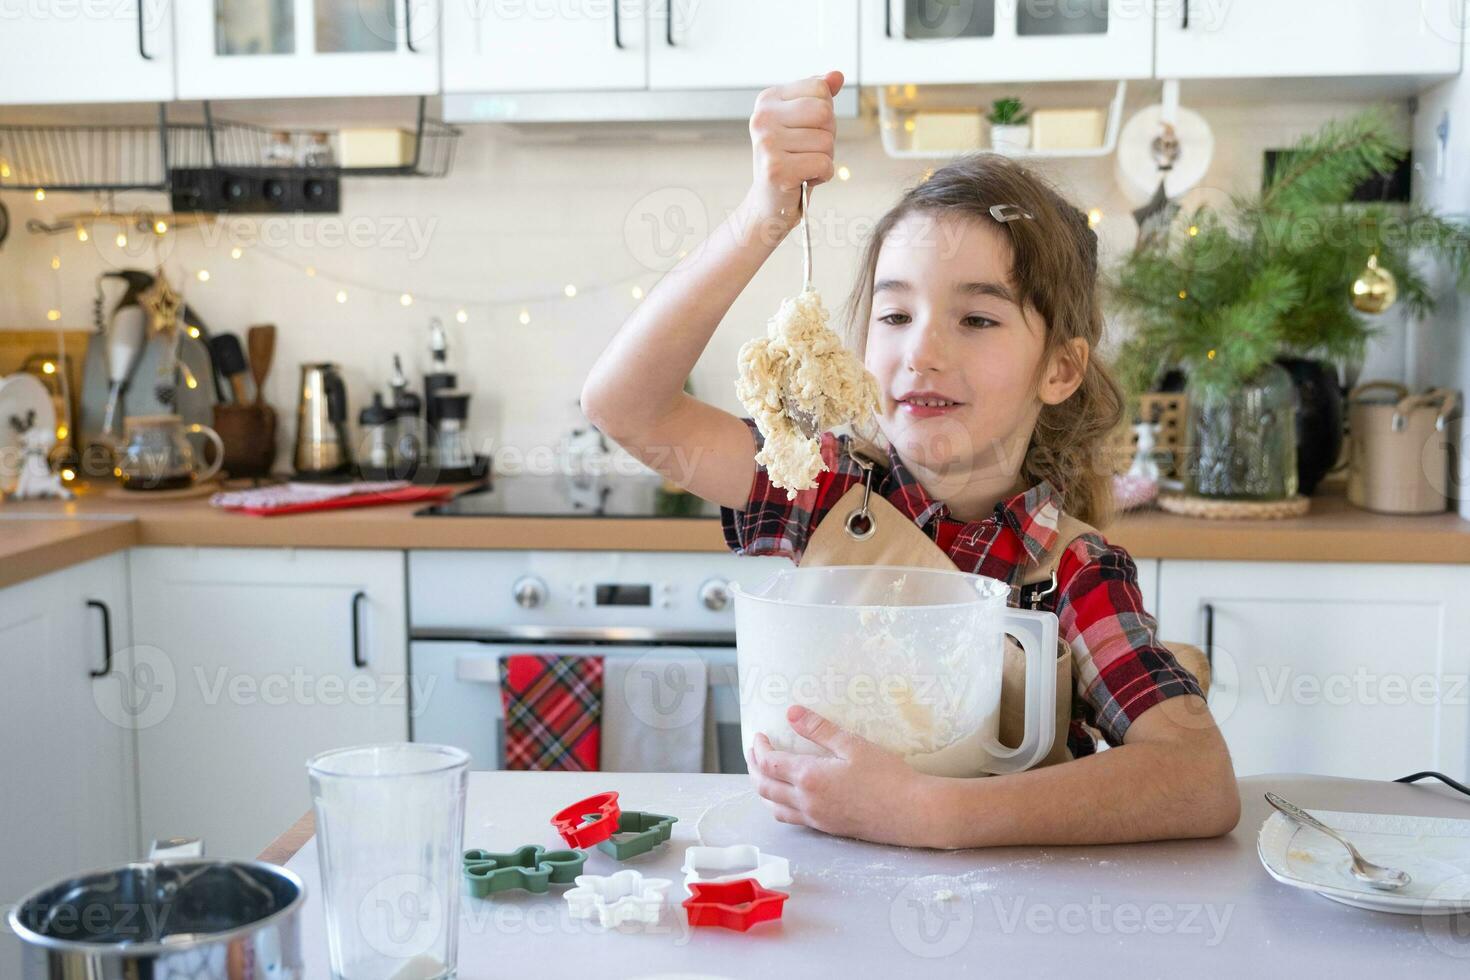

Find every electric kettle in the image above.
[293,362,351,478]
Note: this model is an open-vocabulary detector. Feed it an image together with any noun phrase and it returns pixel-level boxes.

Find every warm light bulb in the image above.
[46,309,60,322]
[336,290,347,304]
[186,375,198,390]
[50,256,60,270]
[631,286,644,300]
[903,84,918,99]
[230,247,243,259]
[564,284,577,298]
[61,468,76,481]
[116,232,128,247]
[56,425,68,440]
[196,269,210,282]
[1188,225,1200,237]
[518,309,531,325]
[0,160,10,178]
[400,293,413,306]
[837,165,851,181]
[1207,349,1217,360]
[41,361,56,374]
[187,326,201,339]
[903,118,916,133]
[76,225,89,242]
[34,188,45,201]
[455,309,468,324]
[1087,208,1103,229]
[1178,290,1188,300]
[154,220,168,235]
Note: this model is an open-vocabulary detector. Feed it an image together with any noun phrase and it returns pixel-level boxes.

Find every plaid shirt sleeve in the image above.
[1054,532,1204,746]
[720,418,851,562]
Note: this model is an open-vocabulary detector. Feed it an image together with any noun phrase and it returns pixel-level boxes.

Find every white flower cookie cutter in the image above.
[681,844,792,891]
[563,870,672,930]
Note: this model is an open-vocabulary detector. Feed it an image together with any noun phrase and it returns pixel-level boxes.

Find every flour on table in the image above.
[736,287,880,497]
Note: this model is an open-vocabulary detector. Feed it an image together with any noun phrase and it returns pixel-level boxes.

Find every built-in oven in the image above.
[406,550,787,774]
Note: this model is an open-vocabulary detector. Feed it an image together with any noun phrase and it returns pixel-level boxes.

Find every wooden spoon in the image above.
[246,324,275,406]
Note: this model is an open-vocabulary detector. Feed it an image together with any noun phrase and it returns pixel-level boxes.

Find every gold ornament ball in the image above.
[1351,254,1398,315]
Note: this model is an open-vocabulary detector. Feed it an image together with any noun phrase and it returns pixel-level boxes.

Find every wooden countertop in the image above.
[4,481,1470,590]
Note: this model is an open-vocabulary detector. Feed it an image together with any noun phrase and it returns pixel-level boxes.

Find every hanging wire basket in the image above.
[0,98,459,194]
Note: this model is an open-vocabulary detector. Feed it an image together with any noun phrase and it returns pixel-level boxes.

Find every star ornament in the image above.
[682,878,788,932]
[138,272,183,335]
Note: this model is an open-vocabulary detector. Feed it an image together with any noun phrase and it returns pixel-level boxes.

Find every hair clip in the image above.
[989,204,1034,223]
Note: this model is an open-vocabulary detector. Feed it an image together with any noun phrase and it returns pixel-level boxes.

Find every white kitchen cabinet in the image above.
[129,547,408,860]
[442,0,646,93]
[859,0,1153,85]
[1156,560,1470,781]
[0,553,138,973]
[174,0,439,100]
[649,0,858,91]
[1155,0,1463,79]
[0,0,175,104]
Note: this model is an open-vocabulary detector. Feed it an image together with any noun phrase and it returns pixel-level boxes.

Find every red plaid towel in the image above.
[499,654,603,771]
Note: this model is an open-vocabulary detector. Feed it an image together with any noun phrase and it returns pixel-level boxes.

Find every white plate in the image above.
[1258,807,1470,915]
[0,373,58,495]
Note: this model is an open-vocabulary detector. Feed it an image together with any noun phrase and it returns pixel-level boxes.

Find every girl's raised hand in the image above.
[747,71,844,228]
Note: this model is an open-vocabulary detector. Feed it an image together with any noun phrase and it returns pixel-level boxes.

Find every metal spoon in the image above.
[782,180,819,439]
[1265,792,1411,891]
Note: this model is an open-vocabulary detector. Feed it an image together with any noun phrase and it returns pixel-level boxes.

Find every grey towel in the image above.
[601,653,708,773]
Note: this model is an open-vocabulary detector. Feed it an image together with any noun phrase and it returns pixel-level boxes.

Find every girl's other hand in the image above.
[747,71,844,230]
[747,704,940,847]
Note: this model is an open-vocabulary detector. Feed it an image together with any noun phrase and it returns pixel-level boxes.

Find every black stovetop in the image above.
[416,474,720,519]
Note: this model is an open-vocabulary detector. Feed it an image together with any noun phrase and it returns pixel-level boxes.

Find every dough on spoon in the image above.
[736,287,880,498]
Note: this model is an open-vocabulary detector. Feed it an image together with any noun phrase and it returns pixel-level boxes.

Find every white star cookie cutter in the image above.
[563,870,672,930]
[681,844,792,891]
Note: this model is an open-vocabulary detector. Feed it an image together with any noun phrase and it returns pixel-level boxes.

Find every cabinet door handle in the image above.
[87,599,114,678]
[665,5,674,45]
[404,0,418,53]
[1202,601,1214,669]
[613,0,623,48]
[351,591,368,668]
[136,0,153,60]
[1182,0,1190,29]
[885,0,894,38]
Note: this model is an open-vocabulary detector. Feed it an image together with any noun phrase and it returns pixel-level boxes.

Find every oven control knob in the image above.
[512,575,547,610]
[699,578,731,612]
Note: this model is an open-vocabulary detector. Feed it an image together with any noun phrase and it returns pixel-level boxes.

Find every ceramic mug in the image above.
[117,414,224,491]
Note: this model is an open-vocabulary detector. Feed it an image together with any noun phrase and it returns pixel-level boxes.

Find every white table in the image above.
[279,772,1470,978]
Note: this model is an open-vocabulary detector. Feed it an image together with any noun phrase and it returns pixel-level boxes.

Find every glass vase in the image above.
[1184,363,1300,500]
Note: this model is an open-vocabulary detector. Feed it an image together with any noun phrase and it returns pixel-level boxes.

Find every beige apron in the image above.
[797,449,1211,770]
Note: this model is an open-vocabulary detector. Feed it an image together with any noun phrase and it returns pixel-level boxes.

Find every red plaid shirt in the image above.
[721,420,1202,757]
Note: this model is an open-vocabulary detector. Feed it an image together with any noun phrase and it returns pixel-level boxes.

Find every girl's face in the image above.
[863,211,1065,489]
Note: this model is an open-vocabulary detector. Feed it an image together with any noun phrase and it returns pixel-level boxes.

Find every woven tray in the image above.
[1157,493,1310,520]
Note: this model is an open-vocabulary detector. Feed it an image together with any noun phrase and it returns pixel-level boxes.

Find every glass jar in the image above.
[1184,362,1300,500]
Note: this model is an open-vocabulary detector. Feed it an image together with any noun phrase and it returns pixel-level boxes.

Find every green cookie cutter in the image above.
[590,810,678,861]
[462,844,587,899]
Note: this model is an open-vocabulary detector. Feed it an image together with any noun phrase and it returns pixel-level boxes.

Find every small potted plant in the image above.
[987,97,1031,155]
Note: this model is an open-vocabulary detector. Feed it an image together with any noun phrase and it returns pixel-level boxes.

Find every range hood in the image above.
[442,87,859,125]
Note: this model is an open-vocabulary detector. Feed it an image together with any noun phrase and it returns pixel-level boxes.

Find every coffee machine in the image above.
[292,362,351,478]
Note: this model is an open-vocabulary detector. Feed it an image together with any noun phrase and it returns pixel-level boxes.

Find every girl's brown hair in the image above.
[844,154,1124,527]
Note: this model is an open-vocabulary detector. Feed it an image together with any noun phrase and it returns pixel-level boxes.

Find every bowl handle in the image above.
[981,609,1059,775]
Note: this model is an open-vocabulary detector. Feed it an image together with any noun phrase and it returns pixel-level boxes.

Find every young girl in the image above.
[582,72,1239,849]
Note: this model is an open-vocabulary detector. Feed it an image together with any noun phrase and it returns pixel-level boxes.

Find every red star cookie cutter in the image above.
[682,877,788,932]
[550,791,621,849]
